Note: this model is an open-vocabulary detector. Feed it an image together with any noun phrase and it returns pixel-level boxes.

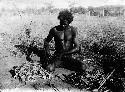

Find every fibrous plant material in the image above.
[9,62,53,84]
[62,59,104,91]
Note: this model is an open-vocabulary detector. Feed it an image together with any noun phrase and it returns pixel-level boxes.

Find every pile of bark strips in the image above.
[9,61,53,84]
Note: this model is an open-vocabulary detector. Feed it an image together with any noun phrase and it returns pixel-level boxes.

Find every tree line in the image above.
[1,5,125,17]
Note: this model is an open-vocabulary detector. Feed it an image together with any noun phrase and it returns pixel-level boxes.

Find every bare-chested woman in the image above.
[44,10,85,73]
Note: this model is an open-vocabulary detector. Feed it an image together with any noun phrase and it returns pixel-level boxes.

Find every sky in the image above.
[0,0,125,10]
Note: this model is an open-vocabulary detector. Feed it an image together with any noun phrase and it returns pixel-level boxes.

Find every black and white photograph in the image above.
[0,0,125,92]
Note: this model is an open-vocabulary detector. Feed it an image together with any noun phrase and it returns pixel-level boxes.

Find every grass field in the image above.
[0,13,125,91]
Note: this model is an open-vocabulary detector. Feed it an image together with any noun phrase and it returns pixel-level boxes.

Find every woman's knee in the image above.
[46,63,55,72]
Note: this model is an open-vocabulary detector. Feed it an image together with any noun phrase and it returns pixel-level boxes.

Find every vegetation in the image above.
[1,5,125,17]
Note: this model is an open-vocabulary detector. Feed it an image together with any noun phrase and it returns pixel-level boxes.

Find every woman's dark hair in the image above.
[58,10,74,24]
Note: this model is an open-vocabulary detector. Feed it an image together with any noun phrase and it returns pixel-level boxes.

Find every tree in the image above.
[70,6,87,14]
[77,6,87,14]
[88,6,94,16]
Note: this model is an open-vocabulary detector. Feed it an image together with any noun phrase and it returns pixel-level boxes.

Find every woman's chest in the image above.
[54,29,73,41]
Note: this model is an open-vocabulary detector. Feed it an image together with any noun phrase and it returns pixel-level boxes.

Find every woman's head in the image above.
[58,10,74,26]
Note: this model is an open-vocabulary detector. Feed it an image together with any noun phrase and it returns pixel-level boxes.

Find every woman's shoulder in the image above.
[70,26,78,35]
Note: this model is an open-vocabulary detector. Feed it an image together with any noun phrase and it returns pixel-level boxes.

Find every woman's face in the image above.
[60,18,69,26]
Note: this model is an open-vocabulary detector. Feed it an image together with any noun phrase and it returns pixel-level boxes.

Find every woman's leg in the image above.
[62,56,86,73]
